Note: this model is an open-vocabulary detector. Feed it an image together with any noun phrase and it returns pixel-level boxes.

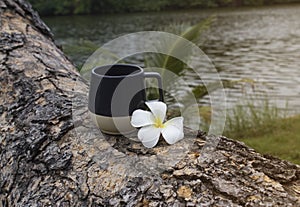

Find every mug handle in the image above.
[144,72,164,102]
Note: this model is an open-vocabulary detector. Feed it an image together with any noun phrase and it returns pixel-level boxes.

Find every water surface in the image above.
[44,4,300,115]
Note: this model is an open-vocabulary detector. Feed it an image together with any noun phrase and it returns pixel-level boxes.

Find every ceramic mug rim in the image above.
[92,64,144,79]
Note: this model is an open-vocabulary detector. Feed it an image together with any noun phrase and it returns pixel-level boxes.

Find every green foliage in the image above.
[239,114,300,165]
[28,0,169,15]
[73,0,92,14]
[223,96,288,139]
[222,94,300,165]
[28,0,57,16]
[242,0,264,6]
[28,0,300,16]
[192,79,238,99]
[143,17,224,105]
[145,17,214,77]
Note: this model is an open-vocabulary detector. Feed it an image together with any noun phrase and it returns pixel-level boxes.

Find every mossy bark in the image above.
[0,0,300,206]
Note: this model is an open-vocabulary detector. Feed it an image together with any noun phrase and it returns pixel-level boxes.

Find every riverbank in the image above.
[238,114,300,165]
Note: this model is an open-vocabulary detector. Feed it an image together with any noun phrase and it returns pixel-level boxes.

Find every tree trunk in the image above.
[0,0,299,206]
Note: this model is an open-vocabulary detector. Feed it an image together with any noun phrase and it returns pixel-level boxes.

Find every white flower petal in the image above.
[141,137,160,148]
[131,109,155,127]
[164,117,184,130]
[162,117,184,144]
[138,125,161,142]
[138,125,162,148]
[145,101,167,121]
[161,125,184,144]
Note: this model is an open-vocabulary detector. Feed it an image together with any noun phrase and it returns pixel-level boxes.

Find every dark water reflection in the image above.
[44,4,300,114]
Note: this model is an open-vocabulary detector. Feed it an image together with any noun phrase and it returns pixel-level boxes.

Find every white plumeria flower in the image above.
[131,101,184,148]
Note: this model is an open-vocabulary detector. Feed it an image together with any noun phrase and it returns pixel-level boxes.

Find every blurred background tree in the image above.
[29,0,300,16]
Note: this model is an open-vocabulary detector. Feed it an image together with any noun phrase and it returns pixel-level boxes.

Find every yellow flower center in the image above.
[154,118,165,128]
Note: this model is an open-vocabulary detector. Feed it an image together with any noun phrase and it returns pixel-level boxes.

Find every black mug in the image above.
[88,64,164,135]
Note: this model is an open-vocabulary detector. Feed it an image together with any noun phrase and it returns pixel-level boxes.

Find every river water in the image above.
[44,4,300,115]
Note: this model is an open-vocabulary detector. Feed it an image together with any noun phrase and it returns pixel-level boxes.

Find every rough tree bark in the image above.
[0,0,300,206]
